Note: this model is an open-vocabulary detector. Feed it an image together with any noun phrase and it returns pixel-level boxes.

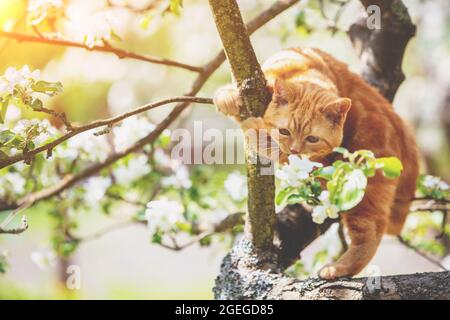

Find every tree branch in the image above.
[208,0,275,251]
[215,239,450,299]
[347,0,416,101]
[0,31,203,72]
[0,0,301,213]
[0,96,212,170]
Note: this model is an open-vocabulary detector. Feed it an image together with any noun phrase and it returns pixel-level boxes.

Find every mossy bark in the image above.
[208,0,275,250]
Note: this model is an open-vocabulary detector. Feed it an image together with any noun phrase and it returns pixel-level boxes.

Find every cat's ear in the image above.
[322,98,351,124]
[272,79,294,105]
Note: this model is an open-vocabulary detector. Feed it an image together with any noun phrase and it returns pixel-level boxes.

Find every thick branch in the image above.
[214,239,450,299]
[0,31,202,72]
[208,0,275,250]
[347,0,416,101]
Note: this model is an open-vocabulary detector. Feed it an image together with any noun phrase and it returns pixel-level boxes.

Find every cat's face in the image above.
[262,79,351,160]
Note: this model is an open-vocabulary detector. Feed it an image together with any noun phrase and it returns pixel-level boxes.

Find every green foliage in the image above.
[276,148,403,224]
[169,0,183,16]
[0,252,7,274]
[31,80,63,96]
[417,174,449,200]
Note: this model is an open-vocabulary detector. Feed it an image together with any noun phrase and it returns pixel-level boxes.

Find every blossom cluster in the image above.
[0,66,40,98]
[275,149,403,225]
[27,0,65,29]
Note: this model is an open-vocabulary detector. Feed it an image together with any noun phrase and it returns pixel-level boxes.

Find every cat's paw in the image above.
[213,86,243,119]
[318,263,349,280]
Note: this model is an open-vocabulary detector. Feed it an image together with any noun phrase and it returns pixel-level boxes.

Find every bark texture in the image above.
[214,238,450,300]
[348,0,416,102]
[209,0,275,250]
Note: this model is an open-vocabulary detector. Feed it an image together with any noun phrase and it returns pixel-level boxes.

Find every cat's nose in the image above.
[289,147,300,154]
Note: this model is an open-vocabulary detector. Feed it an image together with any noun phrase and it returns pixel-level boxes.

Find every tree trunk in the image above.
[208,0,275,251]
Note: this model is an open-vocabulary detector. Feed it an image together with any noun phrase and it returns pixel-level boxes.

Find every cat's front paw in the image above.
[318,263,350,280]
[213,86,243,120]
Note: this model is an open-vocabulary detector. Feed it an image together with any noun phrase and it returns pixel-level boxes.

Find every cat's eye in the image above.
[279,128,291,136]
[305,135,319,143]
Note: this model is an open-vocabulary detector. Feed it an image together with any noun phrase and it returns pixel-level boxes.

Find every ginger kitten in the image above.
[214,48,419,280]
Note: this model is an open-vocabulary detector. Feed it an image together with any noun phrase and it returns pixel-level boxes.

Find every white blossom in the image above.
[145,198,185,235]
[161,165,192,189]
[224,171,248,202]
[114,154,151,185]
[275,155,322,188]
[4,105,21,123]
[200,208,229,226]
[1,66,40,94]
[13,119,58,146]
[68,10,119,48]
[113,117,155,152]
[423,175,449,191]
[27,0,64,26]
[0,172,26,197]
[312,191,339,224]
[31,250,57,270]
[83,176,112,206]
[0,79,11,96]
[59,130,110,162]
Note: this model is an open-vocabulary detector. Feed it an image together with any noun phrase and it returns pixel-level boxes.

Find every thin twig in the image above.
[106,192,148,208]
[70,220,139,242]
[0,210,29,235]
[0,31,203,72]
[397,236,447,271]
[32,106,72,130]
[0,96,213,170]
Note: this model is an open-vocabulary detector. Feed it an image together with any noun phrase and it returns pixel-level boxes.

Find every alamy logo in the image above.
[170,121,277,174]
[366,5,381,30]
[66,265,81,290]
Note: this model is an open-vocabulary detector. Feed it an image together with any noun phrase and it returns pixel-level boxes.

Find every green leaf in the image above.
[169,0,183,15]
[313,166,335,180]
[157,132,171,148]
[335,169,367,211]
[30,98,43,109]
[295,10,306,27]
[286,193,306,205]
[58,240,79,257]
[0,97,10,123]
[0,254,7,274]
[152,231,163,244]
[0,130,15,146]
[110,30,122,42]
[0,149,8,160]
[140,13,154,30]
[175,221,191,233]
[31,80,63,96]
[275,187,294,205]
[375,157,403,179]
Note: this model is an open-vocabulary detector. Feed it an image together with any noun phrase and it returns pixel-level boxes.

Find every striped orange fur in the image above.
[214,48,419,279]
